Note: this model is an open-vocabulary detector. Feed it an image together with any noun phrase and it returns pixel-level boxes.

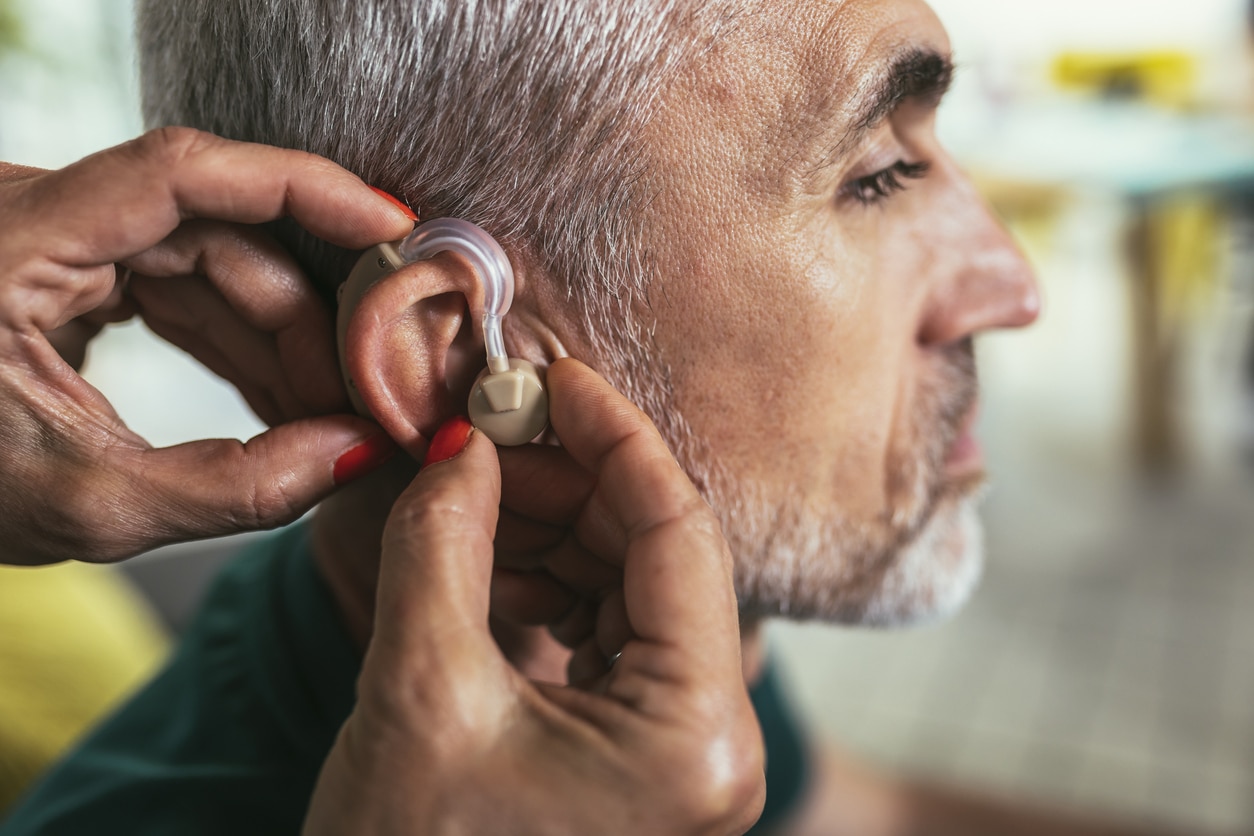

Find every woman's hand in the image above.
[0,129,414,565]
[305,359,766,836]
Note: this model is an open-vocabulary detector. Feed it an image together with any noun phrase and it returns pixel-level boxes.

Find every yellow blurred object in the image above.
[1147,194,1223,338]
[1052,50,1198,108]
[971,175,1070,267]
[0,562,169,814]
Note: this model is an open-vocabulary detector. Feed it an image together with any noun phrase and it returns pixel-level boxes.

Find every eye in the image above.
[843,160,930,206]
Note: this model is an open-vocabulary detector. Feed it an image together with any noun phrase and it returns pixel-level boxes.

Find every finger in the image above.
[43,319,104,370]
[489,619,572,685]
[493,509,566,568]
[370,429,507,682]
[125,220,346,416]
[497,443,593,525]
[535,534,622,596]
[568,636,612,688]
[594,588,632,662]
[489,568,578,626]
[78,265,137,325]
[546,359,741,675]
[16,129,413,270]
[548,597,597,650]
[499,445,629,568]
[117,415,397,547]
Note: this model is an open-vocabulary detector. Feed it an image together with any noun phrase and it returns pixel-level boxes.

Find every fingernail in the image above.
[368,186,419,222]
[422,416,474,469]
[333,433,400,486]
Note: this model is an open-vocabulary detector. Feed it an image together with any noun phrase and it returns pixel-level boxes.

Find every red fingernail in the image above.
[422,416,474,469]
[333,433,400,486]
[368,186,419,222]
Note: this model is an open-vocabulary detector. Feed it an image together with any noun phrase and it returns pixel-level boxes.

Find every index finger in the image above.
[545,359,741,669]
[369,429,513,708]
[15,128,414,267]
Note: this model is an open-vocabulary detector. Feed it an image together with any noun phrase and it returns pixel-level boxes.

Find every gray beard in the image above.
[714,475,987,627]
[587,306,983,629]
[616,393,987,627]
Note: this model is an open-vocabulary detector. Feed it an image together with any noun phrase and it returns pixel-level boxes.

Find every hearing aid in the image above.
[336,217,549,447]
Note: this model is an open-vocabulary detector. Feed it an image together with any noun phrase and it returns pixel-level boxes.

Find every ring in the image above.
[606,650,623,668]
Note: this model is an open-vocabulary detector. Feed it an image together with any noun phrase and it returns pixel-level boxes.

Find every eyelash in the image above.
[844,160,931,206]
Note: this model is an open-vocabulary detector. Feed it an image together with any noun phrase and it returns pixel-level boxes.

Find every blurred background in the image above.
[1,0,1253,832]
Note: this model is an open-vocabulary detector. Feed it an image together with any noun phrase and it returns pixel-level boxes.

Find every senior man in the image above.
[134,0,1031,627]
[2,0,1173,833]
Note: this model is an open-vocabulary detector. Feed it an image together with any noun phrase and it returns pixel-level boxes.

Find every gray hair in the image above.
[137,1,751,594]
[136,0,732,321]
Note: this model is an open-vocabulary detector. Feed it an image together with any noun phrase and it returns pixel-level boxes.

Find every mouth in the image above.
[943,401,984,480]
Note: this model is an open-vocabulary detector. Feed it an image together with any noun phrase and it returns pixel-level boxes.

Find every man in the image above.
[137,0,1033,623]
[1,0,1174,833]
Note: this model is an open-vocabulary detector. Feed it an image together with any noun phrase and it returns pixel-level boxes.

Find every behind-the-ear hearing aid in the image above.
[336,218,549,447]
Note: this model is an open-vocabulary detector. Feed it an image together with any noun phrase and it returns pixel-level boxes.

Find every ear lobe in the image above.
[343,256,484,457]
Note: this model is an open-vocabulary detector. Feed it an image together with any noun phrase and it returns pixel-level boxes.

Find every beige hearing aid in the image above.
[336,218,549,447]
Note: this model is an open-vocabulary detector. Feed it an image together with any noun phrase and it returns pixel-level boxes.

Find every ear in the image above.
[342,252,486,458]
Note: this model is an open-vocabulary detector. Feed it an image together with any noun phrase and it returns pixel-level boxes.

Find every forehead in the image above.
[656,0,950,196]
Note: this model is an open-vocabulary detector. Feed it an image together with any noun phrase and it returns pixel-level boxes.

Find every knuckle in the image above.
[135,126,214,167]
[389,486,471,537]
[218,442,306,531]
[241,477,303,530]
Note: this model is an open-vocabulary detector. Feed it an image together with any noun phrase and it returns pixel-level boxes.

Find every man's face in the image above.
[603,0,1038,626]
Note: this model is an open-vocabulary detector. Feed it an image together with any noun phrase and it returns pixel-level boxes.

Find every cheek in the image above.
[657,245,914,518]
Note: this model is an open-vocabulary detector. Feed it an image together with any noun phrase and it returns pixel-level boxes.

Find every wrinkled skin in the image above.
[306,361,764,836]
[0,128,411,565]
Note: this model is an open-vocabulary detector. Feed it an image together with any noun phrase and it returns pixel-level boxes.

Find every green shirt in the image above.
[1,525,809,834]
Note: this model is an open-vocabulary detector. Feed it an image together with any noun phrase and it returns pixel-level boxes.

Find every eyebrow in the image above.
[811,47,955,173]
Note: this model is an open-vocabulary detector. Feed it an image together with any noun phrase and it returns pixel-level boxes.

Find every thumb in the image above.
[112,415,397,552]
[369,418,506,685]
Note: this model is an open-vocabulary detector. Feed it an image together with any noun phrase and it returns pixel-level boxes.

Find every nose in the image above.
[917,170,1041,347]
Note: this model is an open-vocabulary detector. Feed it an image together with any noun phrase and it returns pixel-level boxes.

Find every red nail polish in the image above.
[333,433,399,486]
[422,416,474,469]
[368,186,419,222]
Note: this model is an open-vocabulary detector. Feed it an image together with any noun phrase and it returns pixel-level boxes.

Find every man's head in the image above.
[138,0,1037,628]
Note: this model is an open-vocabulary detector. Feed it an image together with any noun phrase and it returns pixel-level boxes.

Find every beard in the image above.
[598,323,985,628]
[720,478,986,627]
[717,339,985,627]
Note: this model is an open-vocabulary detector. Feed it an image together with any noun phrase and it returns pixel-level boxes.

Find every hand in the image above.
[305,359,766,836]
[0,128,415,565]
[0,162,135,370]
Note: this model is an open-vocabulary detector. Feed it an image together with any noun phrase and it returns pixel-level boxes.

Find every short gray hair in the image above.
[136,0,732,316]
[137,0,747,566]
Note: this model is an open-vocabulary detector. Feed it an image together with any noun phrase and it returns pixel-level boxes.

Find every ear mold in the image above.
[337,218,549,447]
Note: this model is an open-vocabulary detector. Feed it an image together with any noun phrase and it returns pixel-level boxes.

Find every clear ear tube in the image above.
[337,216,549,446]
[397,218,514,375]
